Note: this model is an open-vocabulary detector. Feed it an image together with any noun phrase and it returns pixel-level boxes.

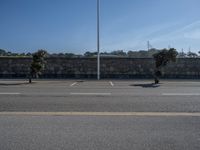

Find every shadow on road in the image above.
[131,83,160,88]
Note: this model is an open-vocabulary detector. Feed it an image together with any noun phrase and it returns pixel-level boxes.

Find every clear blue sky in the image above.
[0,0,200,54]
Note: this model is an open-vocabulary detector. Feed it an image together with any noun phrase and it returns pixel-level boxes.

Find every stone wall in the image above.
[0,57,200,79]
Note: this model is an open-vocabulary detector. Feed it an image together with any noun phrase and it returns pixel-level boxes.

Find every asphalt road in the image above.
[0,81,200,112]
[1,115,200,150]
[0,79,200,150]
[0,80,200,112]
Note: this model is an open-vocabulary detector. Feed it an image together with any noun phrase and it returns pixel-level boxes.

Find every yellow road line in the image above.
[0,112,200,116]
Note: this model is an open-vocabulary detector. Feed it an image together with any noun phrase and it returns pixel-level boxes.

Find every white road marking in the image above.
[70,82,77,87]
[109,81,114,87]
[0,93,21,95]
[0,112,200,116]
[162,93,200,96]
[70,93,111,96]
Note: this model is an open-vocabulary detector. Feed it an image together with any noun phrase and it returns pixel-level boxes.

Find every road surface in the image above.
[0,79,200,150]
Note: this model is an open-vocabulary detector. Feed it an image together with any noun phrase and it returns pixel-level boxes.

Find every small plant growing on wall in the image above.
[29,50,47,83]
[153,48,178,84]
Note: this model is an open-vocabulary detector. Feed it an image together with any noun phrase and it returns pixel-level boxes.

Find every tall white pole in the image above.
[97,0,100,80]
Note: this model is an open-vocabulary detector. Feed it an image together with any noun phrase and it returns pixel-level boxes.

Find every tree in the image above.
[127,49,159,58]
[110,50,127,56]
[26,52,32,56]
[187,51,198,58]
[64,53,75,57]
[178,51,186,58]
[84,51,97,57]
[153,48,178,84]
[0,49,7,56]
[29,50,47,83]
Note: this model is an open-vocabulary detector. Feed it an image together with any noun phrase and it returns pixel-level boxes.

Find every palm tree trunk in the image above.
[29,78,32,83]
[154,76,159,84]
[28,74,32,83]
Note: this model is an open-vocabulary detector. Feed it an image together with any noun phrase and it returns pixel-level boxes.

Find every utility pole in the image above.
[97,0,100,80]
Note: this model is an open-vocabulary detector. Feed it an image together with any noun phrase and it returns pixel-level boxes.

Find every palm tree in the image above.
[29,50,47,83]
[153,48,178,84]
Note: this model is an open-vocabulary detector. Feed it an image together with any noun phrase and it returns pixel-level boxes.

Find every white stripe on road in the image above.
[70,93,111,96]
[0,112,200,116]
[70,82,77,87]
[162,93,200,96]
[109,81,114,87]
[0,93,21,95]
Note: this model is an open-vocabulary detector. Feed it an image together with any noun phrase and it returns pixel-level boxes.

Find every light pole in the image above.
[97,0,100,80]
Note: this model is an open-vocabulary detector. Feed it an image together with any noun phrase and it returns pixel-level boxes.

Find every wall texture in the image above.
[0,57,200,79]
